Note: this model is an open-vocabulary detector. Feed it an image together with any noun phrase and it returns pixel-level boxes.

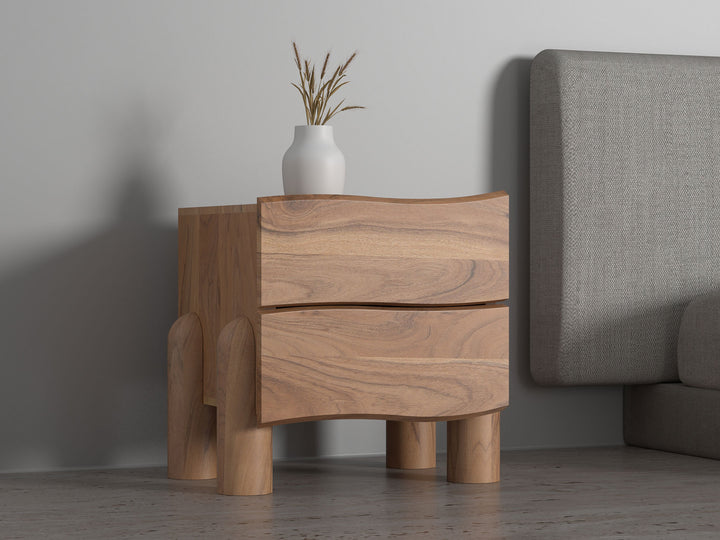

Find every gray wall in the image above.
[2,0,718,472]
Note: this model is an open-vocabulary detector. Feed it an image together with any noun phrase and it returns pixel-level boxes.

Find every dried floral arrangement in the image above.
[291,42,364,125]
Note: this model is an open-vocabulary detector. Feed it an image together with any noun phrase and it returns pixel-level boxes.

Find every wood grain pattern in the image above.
[258,193,509,307]
[386,421,437,469]
[216,317,273,495]
[178,205,258,406]
[167,313,217,480]
[176,195,509,492]
[447,412,500,484]
[258,305,509,425]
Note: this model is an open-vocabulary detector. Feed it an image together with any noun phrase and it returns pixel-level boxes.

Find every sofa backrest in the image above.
[530,49,720,385]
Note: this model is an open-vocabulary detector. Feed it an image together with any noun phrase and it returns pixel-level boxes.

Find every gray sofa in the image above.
[529,50,720,459]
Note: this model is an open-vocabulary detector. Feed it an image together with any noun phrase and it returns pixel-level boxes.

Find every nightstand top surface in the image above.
[178,192,508,215]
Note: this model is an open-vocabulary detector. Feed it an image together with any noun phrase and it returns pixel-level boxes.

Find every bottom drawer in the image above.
[258,305,508,425]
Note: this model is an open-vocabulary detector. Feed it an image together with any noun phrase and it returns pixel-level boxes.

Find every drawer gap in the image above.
[259,300,508,313]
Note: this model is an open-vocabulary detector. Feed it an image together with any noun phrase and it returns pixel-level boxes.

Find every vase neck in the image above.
[294,125,334,142]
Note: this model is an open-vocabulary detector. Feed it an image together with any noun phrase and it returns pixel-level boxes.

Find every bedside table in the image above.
[168,193,509,495]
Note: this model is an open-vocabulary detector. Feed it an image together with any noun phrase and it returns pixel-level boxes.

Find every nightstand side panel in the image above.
[179,205,258,405]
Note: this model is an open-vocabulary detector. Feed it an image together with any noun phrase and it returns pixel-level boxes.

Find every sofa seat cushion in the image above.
[625,383,720,459]
[678,293,720,390]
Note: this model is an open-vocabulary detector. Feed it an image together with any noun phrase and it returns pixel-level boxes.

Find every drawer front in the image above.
[258,305,509,425]
[258,193,508,307]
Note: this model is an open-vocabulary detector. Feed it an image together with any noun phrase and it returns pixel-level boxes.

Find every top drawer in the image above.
[258,193,508,307]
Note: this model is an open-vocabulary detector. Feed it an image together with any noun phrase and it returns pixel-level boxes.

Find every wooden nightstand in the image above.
[168,193,509,495]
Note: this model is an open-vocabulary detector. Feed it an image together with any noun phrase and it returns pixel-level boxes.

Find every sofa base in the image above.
[624,383,720,460]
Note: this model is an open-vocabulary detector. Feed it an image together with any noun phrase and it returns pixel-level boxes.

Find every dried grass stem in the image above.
[291,42,365,125]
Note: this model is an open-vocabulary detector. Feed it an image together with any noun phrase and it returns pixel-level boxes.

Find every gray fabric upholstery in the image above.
[530,49,720,386]
[678,293,720,390]
[624,383,720,459]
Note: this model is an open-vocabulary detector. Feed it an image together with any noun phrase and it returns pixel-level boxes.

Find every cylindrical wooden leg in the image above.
[217,317,273,495]
[167,313,217,480]
[447,412,500,483]
[386,421,436,469]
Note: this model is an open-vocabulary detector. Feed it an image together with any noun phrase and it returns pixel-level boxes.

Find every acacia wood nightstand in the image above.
[167,193,509,495]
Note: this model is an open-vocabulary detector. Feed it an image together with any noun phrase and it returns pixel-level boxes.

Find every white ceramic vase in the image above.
[282,125,345,195]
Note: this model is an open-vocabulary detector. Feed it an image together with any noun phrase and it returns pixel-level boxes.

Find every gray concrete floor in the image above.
[2,446,720,539]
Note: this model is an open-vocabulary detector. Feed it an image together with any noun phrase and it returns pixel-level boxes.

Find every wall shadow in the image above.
[487,57,624,449]
[275,421,321,459]
[489,57,533,387]
[0,127,176,472]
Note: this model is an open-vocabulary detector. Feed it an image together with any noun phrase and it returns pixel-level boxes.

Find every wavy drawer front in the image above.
[258,305,509,425]
[258,193,509,307]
